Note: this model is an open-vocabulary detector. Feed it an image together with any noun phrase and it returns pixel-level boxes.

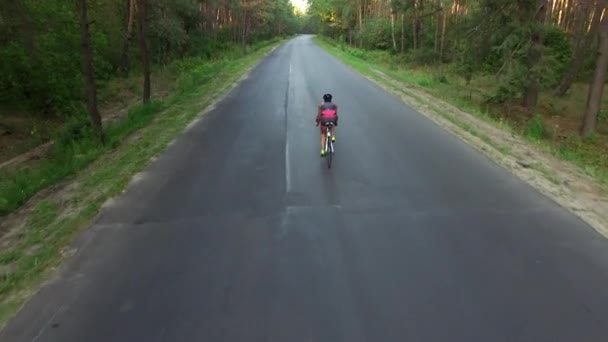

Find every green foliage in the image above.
[542,26,572,87]
[348,47,369,60]
[435,74,449,84]
[583,132,598,144]
[524,114,546,140]
[482,26,572,103]
[0,0,84,114]
[487,85,519,104]
[0,0,300,117]
[581,40,600,80]
[357,18,392,50]
[57,115,94,148]
[408,47,440,65]
[185,32,230,59]
[105,101,165,147]
[0,43,31,105]
[415,74,437,87]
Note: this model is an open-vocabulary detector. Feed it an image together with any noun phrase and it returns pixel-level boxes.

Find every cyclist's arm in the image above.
[315,105,322,124]
[334,105,338,125]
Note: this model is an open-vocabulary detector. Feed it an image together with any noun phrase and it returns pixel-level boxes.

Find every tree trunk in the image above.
[119,0,136,77]
[12,0,36,56]
[546,0,554,22]
[558,0,566,26]
[198,2,204,31]
[246,12,251,47]
[391,10,398,52]
[581,0,608,136]
[412,18,417,49]
[239,3,248,50]
[400,13,405,53]
[358,0,363,48]
[440,9,447,61]
[11,0,38,99]
[554,0,599,96]
[136,0,151,103]
[76,0,103,142]
[454,0,461,49]
[417,0,424,48]
[410,0,426,50]
[564,0,574,31]
[411,0,419,49]
[434,6,440,53]
[215,8,220,33]
[523,0,548,109]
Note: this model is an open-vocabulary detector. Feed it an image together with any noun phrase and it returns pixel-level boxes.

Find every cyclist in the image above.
[315,93,338,157]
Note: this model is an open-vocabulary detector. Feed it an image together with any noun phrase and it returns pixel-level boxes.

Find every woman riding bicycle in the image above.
[315,93,338,157]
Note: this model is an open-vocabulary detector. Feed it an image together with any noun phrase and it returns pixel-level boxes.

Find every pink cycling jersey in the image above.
[316,102,338,125]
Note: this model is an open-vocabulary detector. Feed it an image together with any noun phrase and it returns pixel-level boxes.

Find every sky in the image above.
[290,0,308,13]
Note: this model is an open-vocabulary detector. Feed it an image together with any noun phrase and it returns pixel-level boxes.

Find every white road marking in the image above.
[285,139,292,193]
[285,62,292,193]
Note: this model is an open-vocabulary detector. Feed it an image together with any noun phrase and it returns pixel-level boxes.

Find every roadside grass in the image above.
[315,36,608,187]
[0,66,176,167]
[0,38,285,327]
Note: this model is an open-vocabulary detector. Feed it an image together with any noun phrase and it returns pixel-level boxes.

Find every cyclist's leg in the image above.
[331,125,336,142]
[320,127,327,156]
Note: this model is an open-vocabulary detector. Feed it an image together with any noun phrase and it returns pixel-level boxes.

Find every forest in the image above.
[2,0,608,216]
[0,0,302,136]
[307,0,608,183]
[0,0,302,215]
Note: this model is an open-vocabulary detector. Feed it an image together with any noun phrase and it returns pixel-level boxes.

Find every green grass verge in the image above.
[314,36,608,187]
[0,37,285,327]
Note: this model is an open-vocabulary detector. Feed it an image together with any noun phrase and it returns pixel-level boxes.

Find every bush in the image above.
[408,48,440,65]
[487,84,519,104]
[357,18,392,50]
[542,26,572,88]
[416,75,435,87]
[0,43,31,106]
[348,48,368,60]
[524,114,546,140]
[435,74,449,84]
[56,115,94,149]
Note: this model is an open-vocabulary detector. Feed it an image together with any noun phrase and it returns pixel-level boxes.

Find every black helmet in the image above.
[323,93,332,102]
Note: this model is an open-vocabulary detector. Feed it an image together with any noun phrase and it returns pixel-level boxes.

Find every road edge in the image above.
[0,38,288,332]
[313,36,608,239]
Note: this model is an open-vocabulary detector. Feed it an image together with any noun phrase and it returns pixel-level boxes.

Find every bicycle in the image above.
[323,122,335,169]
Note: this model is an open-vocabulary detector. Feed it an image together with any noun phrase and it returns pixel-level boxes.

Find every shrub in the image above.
[525,114,546,140]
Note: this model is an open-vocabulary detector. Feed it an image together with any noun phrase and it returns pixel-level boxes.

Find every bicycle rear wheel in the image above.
[327,136,333,169]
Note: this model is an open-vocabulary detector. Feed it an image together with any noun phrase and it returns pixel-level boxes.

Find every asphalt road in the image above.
[3,35,608,342]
